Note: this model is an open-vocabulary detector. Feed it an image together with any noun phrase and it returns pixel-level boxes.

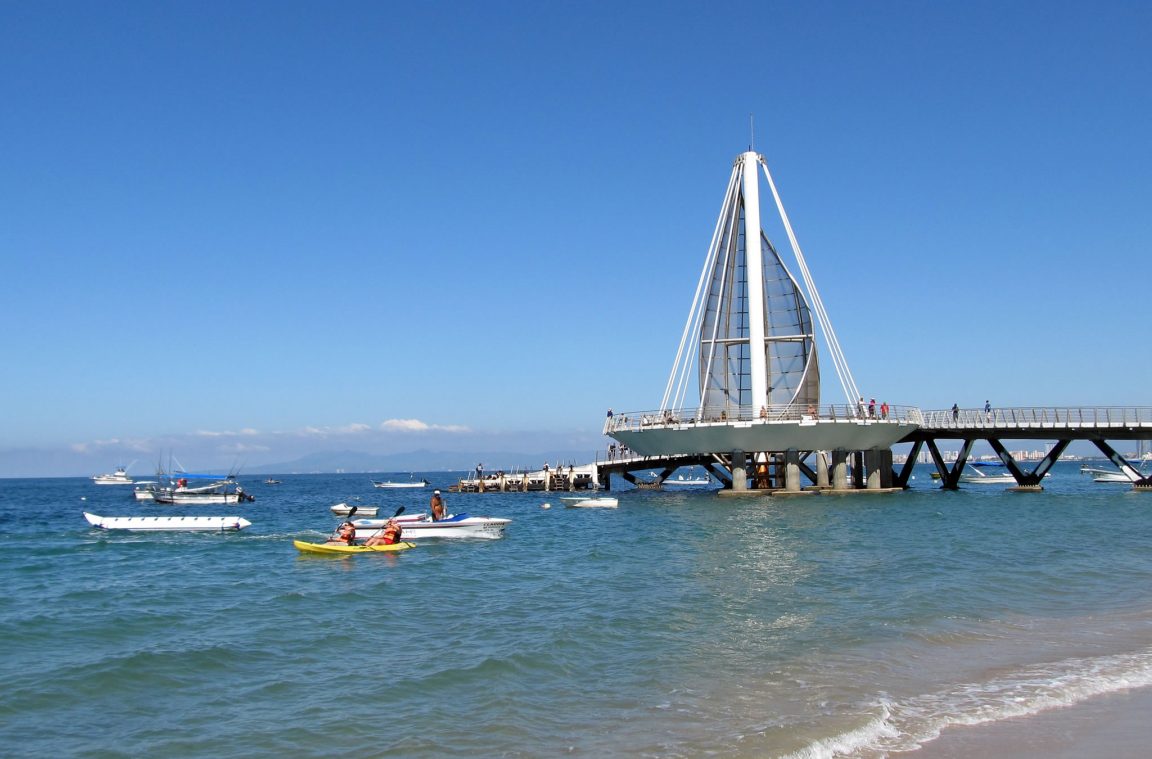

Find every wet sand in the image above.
[909,686,1152,758]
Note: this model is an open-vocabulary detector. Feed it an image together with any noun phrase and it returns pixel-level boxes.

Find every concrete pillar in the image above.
[866,449,881,490]
[879,449,894,489]
[852,451,865,489]
[832,449,849,490]
[784,448,801,492]
[731,450,748,491]
[816,450,830,488]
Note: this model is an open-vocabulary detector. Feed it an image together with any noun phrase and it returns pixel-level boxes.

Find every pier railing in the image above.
[920,406,1152,430]
[605,404,923,435]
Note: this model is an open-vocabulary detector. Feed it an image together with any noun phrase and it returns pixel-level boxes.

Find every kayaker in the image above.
[430,490,445,522]
[330,520,356,545]
[365,518,402,546]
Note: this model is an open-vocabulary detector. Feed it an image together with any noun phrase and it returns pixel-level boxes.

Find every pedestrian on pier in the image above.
[868,399,876,418]
[880,401,889,420]
[952,403,959,422]
[984,400,992,420]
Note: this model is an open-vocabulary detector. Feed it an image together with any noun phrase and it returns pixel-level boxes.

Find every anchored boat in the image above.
[352,513,509,539]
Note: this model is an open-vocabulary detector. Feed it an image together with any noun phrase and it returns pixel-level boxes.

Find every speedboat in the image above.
[84,512,251,532]
[1080,464,1144,484]
[560,496,619,508]
[92,466,134,485]
[352,513,510,539]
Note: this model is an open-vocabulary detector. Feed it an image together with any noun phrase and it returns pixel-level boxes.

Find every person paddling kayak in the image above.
[364,518,402,546]
[329,520,356,545]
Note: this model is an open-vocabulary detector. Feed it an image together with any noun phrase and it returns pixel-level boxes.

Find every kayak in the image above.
[293,539,416,555]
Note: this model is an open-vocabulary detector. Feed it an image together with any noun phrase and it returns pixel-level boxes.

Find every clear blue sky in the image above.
[2,1,1150,476]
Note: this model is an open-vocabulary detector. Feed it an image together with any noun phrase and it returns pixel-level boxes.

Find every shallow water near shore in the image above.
[3,463,1152,757]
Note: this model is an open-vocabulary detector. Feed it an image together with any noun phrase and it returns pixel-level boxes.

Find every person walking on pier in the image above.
[984,400,992,420]
[430,490,445,522]
[952,403,960,422]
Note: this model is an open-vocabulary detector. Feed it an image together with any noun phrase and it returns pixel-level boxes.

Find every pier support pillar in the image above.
[879,449,894,489]
[816,451,830,489]
[866,449,882,490]
[832,449,849,490]
[852,451,865,489]
[731,450,748,491]
[784,449,801,492]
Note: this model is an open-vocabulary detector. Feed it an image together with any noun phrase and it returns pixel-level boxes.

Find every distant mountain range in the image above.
[246,448,594,475]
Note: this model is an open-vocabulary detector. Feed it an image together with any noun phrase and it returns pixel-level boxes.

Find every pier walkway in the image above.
[597,406,1152,492]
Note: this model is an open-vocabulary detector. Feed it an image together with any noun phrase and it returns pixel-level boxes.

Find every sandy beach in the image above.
[910,686,1152,758]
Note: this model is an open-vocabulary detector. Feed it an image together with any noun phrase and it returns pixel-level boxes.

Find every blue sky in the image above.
[2,1,1150,476]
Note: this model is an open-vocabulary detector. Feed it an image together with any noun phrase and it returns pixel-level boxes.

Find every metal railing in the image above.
[604,404,924,435]
[919,406,1152,430]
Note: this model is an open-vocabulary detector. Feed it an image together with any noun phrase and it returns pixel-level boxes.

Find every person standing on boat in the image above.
[430,490,445,522]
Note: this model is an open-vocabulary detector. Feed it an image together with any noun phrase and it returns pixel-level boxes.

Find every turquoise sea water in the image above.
[3,464,1152,757]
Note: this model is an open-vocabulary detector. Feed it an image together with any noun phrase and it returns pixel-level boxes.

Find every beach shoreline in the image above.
[908,685,1152,758]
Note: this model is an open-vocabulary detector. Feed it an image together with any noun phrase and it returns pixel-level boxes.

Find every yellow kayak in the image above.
[293,540,416,555]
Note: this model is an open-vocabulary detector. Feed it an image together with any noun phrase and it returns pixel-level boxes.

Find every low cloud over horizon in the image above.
[2,418,603,478]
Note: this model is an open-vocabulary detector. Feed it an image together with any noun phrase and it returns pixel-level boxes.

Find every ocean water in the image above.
[3,463,1152,757]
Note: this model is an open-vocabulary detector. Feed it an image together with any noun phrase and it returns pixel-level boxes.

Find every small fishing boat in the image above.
[133,481,159,501]
[152,475,253,504]
[84,512,251,532]
[371,477,429,489]
[352,513,510,539]
[264,478,281,485]
[560,496,619,508]
[293,540,416,555]
[92,466,134,485]
[331,502,378,516]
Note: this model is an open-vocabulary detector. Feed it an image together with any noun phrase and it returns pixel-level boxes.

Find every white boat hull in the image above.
[331,503,378,516]
[372,481,428,489]
[84,512,251,532]
[352,515,509,539]
[154,492,242,505]
[560,497,619,508]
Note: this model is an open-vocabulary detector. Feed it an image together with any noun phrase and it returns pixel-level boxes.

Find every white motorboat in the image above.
[371,477,429,489]
[133,481,159,501]
[152,476,254,505]
[958,464,1016,484]
[352,513,510,539]
[560,496,619,508]
[1080,464,1144,484]
[84,512,251,532]
[331,502,378,517]
[663,474,711,486]
[92,466,134,485]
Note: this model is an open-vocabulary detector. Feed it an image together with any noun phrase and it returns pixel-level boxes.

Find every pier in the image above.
[597,405,1152,493]
[597,149,1149,496]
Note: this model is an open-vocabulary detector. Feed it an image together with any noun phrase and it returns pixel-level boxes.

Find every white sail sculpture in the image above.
[608,150,920,458]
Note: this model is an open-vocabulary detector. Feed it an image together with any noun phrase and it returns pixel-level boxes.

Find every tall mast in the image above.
[741,151,768,409]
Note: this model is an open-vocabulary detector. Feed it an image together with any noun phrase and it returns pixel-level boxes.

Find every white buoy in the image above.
[541,502,551,509]
[81,497,86,501]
